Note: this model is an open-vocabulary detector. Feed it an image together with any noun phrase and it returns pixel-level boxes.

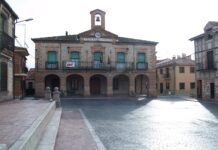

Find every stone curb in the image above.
[36,108,62,150]
[9,101,56,150]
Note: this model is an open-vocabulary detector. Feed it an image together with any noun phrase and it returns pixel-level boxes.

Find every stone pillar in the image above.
[60,74,66,96]
[129,75,135,96]
[84,76,90,96]
[107,75,113,96]
[53,87,61,107]
[148,71,157,97]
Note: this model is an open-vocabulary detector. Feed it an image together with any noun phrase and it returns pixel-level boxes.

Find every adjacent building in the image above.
[0,0,18,101]
[25,68,35,96]
[156,54,196,96]
[190,21,218,100]
[32,9,158,97]
[14,46,29,99]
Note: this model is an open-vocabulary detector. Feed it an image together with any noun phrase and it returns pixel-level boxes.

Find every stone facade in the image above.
[0,0,18,101]
[190,21,218,100]
[157,55,196,96]
[32,9,158,97]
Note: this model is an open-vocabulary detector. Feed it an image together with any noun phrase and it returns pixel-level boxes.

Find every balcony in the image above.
[136,62,148,70]
[46,61,58,69]
[196,62,216,71]
[164,73,170,79]
[45,61,150,72]
[0,31,14,51]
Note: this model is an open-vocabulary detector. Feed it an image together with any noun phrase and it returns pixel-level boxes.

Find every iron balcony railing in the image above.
[163,73,170,79]
[61,61,149,71]
[196,62,216,71]
[44,61,149,71]
[46,61,59,69]
[0,31,14,51]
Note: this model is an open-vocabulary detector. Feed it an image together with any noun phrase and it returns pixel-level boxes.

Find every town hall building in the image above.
[32,9,158,97]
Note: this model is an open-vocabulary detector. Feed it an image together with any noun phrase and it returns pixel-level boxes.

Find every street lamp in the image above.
[16,18,34,24]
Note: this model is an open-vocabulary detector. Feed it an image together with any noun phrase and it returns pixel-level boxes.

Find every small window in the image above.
[179,67,185,73]
[190,82,195,89]
[179,83,185,90]
[160,68,163,74]
[190,67,195,73]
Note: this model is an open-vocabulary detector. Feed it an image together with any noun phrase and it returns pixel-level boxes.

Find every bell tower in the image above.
[90,9,106,30]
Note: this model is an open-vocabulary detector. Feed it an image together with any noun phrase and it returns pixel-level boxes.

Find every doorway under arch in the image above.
[90,74,107,95]
[113,74,129,95]
[44,74,60,91]
[66,74,84,96]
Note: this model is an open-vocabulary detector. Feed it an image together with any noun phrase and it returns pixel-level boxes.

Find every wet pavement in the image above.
[61,96,218,150]
[0,100,50,148]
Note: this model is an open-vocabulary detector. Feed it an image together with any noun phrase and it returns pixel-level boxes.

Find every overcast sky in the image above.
[6,0,218,68]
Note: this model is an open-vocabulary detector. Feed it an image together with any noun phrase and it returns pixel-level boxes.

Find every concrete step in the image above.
[36,108,62,150]
[9,101,56,150]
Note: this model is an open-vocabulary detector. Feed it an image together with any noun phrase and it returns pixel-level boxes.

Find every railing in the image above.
[0,31,14,51]
[196,62,216,71]
[46,61,59,69]
[164,73,170,78]
[136,62,148,70]
[61,61,149,71]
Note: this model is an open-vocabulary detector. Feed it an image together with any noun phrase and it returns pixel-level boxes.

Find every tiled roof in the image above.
[157,57,195,68]
[32,35,80,43]
[32,35,158,45]
[118,37,158,45]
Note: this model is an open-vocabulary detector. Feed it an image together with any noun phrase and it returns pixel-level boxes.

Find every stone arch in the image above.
[135,74,149,95]
[113,74,129,95]
[44,74,60,91]
[66,74,84,96]
[90,74,107,95]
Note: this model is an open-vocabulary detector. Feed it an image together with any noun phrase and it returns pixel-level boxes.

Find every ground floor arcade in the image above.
[34,71,157,97]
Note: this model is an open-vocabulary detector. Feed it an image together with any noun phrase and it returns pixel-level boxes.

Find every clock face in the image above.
[95,32,102,38]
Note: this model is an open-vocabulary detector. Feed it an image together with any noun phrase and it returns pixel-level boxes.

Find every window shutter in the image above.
[117,52,125,63]
[137,53,145,62]
[47,51,56,62]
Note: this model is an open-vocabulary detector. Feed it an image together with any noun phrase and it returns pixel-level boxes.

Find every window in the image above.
[48,51,56,62]
[116,52,125,69]
[137,53,146,69]
[0,62,7,91]
[179,83,185,90]
[0,14,7,33]
[70,51,80,68]
[190,82,195,89]
[160,68,163,74]
[207,51,214,69]
[93,52,103,68]
[47,51,57,69]
[190,67,195,73]
[179,67,185,73]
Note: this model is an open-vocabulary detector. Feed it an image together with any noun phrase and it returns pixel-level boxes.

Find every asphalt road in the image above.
[61,96,218,150]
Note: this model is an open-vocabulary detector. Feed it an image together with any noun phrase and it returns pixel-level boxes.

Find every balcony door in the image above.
[47,51,57,69]
[93,52,103,69]
[137,53,146,69]
[70,51,80,68]
[116,52,125,70]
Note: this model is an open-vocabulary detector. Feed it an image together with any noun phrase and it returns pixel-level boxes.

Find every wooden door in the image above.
[90,78,101,95]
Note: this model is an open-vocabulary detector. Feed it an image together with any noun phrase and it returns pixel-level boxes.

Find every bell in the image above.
[96,16,100,22]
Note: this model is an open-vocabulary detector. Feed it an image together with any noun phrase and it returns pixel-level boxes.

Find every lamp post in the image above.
[13,18,33,99]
